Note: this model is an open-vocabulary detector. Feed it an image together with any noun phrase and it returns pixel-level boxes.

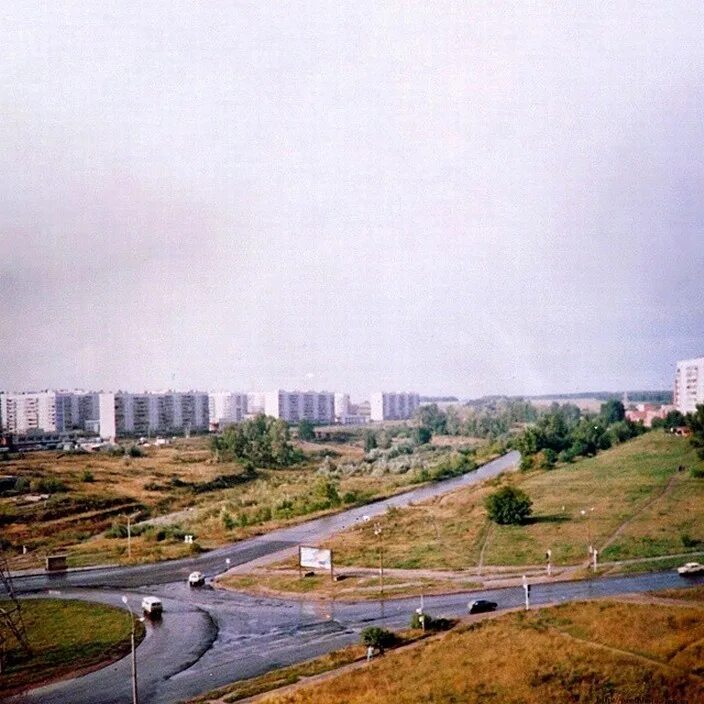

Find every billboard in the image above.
[299,546,333,571]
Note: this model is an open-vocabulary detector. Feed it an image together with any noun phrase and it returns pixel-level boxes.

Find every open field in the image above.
[0,433,496,569]
[191,598,704,704]
[0,598,144,695]
[322,433,704,570]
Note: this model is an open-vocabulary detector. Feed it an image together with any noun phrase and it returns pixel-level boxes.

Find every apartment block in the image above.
[674,356,704,414]
[264,390,335,424]
[370,392,420,421]
[209,392,248,429]
[0,390,100,434]
[98,391,209,440]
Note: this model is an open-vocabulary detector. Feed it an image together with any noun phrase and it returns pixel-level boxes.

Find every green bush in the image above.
[691,466,704,479]
[360,626,396,653]
[485,486,533,525]
[128,445,144,458]
[30,477,67,493]
[409,611,454,631]
[81,469,95,482]
[221,510,235,530]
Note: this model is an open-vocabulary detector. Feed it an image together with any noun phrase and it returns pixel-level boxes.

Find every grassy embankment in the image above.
[191,599,704,704]
[0,598,144,695]
[220,432,704,599]
[0,434,495,569]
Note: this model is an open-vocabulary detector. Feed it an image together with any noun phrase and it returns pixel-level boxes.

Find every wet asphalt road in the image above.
[6,451,704,704]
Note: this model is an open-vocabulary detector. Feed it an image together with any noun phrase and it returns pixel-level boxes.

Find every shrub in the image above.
[14,477,30,493]
[221,510,235,530]
[30,477,67,493]
[485,486,533,525]
[691,466,704,479]
[409,611,454,631]
[360,626,396,654]
[128,445,144,458]
[681,533,701,548]
[81,469,95,482]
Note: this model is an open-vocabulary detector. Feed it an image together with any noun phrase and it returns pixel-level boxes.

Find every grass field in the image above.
[1,433,484,569]
[308,433,704,572]
[0,598,144,694]
[229,599,704,704]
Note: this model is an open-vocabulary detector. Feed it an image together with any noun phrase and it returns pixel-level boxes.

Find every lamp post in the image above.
[121,596,139,704]
[373,522,384,598]
[580,507,595,558]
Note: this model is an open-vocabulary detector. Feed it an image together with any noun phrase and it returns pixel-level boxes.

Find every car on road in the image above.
[188,571,205,587]
[141,596,163,616]
[677,562,704,576]
[467,599,498,614]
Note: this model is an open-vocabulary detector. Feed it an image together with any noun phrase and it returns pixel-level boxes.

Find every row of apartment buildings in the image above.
[0,389,420,440]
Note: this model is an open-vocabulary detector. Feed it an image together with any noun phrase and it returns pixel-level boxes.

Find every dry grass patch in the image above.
[251,601,704,704]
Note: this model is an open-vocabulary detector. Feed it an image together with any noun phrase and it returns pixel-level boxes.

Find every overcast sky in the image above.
[2,2,703,399]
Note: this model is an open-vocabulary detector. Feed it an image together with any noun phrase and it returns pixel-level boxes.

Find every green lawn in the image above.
[320,433,704,571]
[0,598,144,694]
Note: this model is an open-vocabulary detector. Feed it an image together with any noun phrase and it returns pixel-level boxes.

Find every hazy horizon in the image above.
[2,3,703,399]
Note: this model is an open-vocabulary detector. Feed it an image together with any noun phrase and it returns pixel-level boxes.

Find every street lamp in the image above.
[580,507,595,557]
[373,522,384,598]
[121,595,140,704]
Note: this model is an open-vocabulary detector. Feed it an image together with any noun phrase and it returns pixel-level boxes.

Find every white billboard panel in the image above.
[299,546,332,571]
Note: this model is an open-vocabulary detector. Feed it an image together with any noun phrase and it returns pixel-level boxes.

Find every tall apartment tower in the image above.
[264,390,335,424]
[369,392,420,421]
[209,392,248,429]
[674,357,704,414]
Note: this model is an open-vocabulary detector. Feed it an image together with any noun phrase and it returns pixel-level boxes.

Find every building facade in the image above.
[0,390,100,434]
[264,390,335,424]
[674,357,704,414]
[209,392,248,429]
[369,392,420,421]
[98,391,209,440]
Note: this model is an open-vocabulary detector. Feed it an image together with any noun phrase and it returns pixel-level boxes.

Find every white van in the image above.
[141,596,163,616]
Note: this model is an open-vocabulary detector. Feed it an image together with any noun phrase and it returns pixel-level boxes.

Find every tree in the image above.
[360,626,396,654]
[298,419,315,441]
[663,410,685,430]
[363,430,377,452]
[413,425,432,445]
[687,405,704,459]
[600,399,625,424]
[416,404,447,434]
[211,415,301,467]
[485,486,533,525]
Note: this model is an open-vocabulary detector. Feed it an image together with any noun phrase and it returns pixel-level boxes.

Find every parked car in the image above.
[141,596,163,616]
[467,599,498,614]
[677,562,704,576]
[188,571,205,587]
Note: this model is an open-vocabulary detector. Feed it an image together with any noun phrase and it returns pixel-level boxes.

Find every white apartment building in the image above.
[264,390,335,424]
[246,392,266,416]
[209,392,248,429]
[674,357,704,414]
[0,390,100,434]
[98,391,209,440]
[370,392,420,421]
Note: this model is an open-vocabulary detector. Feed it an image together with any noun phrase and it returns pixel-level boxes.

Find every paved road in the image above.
[9,452,703,704]
[10,451,520,593]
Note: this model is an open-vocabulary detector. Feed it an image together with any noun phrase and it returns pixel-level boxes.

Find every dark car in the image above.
[467,599,498,614]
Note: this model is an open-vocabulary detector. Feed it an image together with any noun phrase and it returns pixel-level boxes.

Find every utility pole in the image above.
[374,523,384,599]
